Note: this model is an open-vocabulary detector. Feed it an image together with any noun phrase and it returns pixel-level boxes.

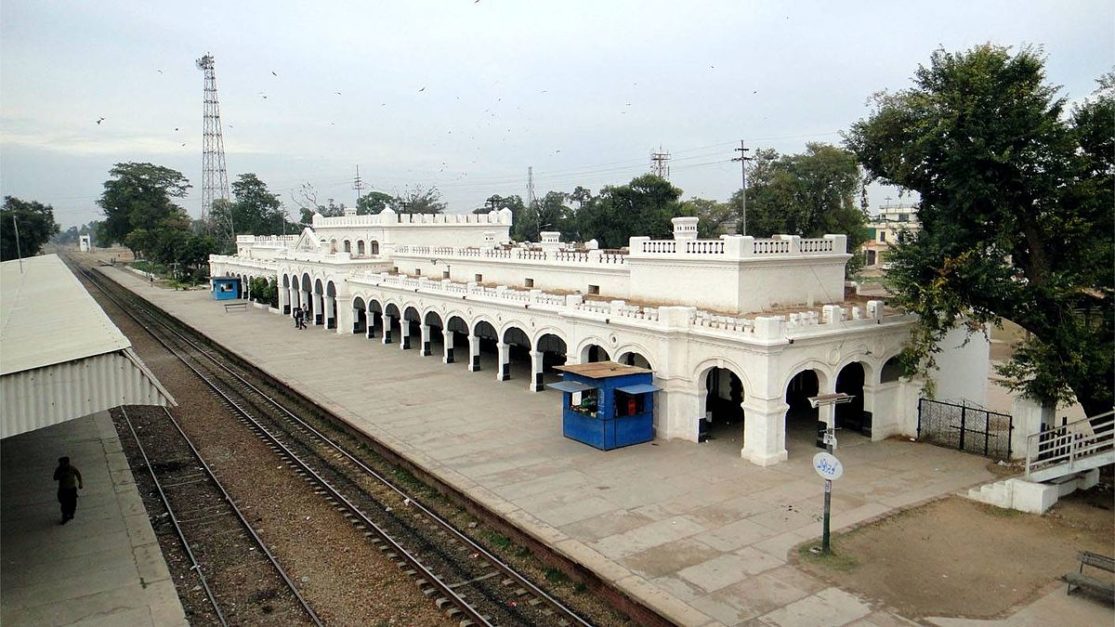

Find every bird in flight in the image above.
[418,86,426,92]
[174,127,179,131]
[272,71,278,76]
[96,117,105,125]
[156,69,164,75]
[334,91,342,95]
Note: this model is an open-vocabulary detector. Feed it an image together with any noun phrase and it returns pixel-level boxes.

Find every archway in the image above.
[402,306,422,350]
[281,274,292,314]
[352,297,367,334]
[617,351,652,370]
[325,281,338,329]
[423,311,444,357]
[786,369,823,449]
[700,366,745,444]
[300,274,313,322]
[502,326,532,381]
[444,315,470,364]
[313,279,325,326]
[836,362,869,436]
[471,320,499,371]
[580,343,610,363]
[357,240,366,256]
[881,356,903,383]
[367,299,383,339]
[383,303,401,344]
[534,332,567,391]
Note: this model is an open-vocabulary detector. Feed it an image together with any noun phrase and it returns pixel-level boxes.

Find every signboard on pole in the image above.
[812,452,844,481]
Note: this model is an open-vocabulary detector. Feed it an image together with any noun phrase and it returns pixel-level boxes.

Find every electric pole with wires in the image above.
[733,140,753,235]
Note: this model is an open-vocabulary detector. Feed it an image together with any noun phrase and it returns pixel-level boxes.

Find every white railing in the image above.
[392,245,628,267]
[1025,411,1114,481]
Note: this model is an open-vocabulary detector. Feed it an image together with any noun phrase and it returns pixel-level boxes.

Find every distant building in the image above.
[79,235,92,252]
[862,204,919,268]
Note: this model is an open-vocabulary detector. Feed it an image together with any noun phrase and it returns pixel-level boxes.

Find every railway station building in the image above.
[210,208,962,467]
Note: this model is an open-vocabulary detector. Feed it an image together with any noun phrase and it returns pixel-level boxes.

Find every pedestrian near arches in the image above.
[53,456,83,524]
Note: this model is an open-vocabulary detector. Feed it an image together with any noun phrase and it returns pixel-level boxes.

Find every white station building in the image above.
[210,207,959,467]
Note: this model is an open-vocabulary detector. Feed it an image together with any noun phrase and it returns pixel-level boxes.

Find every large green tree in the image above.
[356,191,395,215]
[209,173,292,250]
[1,196,60,260]
[734,143,869,275]
[846,45,1114,416]
[395,185,447,214]
[99,163,191,248]
[577,174,684,249]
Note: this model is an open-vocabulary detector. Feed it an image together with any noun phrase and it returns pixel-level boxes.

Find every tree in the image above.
[356,191,394,215]
[845,44,1114,417]
[576,174,684,249]
[394,185,446,214]
[1,196,59,260]
[733,143,868,274]
[681,197,735,238]
[209,174,291,251]
[289,183,346,225]
[98,163,191,247]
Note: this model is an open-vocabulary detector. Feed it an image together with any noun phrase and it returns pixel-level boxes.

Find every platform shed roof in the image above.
[0,255,175,438]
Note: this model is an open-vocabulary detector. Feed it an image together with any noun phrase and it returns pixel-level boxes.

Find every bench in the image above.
[223,302,249,313]
[1064,551,1114,601]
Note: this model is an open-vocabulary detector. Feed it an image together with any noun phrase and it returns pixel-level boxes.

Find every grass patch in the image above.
[544,567,570,585]
[796,542,860,572]
[483,531,512,550]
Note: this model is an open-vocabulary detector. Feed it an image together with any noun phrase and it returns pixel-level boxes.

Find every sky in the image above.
[1,1,1112,229]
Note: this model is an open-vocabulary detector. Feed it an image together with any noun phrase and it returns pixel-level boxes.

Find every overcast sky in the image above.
[1,1,1111,229]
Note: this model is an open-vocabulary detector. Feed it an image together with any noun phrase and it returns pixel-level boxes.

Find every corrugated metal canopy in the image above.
[616,383,661,395]
[1,255,175,438]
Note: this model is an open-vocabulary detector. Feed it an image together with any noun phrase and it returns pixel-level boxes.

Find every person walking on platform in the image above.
[53,457,83,524]
[294,306,306,330]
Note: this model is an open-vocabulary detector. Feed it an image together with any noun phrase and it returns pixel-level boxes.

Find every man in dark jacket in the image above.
[53,457,83,524]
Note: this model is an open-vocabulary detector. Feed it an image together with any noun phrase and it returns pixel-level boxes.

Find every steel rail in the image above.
[118,406,228,627]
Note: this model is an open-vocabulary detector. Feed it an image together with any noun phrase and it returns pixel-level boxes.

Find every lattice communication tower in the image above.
[650,147,671,179]
[196,53,230,223]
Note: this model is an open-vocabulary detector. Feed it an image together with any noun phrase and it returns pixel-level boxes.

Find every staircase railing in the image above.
[1025,410,1114,481]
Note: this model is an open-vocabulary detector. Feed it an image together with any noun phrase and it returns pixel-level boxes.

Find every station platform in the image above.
[94,264,1079,626]
[1,411,187,626]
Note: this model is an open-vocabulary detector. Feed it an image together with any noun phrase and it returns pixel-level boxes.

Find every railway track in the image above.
[78,262,601,627]
[117,405,322,626]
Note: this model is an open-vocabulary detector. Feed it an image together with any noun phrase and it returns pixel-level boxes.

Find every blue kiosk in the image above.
[211,276,240,300]
[550,362,659,450]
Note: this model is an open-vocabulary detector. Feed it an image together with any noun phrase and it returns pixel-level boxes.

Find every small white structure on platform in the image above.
[1,255,175,439]
[78,235,92,252]
[211,212,987,467]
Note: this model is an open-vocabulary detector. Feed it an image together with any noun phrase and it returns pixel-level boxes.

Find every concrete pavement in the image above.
[98,264,1100,626]
[1,411,187,626]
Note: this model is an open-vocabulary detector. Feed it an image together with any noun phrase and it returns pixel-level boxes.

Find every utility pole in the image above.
[650,146,671,179]
[352,165,366,207]
[527,166,538,238]
[12,216,23,273]
[733,140,753,236]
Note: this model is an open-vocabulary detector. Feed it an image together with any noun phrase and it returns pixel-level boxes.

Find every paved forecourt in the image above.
[102,265,997,626]
[1,411,187,626]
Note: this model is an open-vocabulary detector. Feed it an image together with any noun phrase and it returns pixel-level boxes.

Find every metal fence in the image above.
[917,398,1013,460]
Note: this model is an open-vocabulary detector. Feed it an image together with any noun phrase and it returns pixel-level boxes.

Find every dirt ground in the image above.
[796,487,1115,620]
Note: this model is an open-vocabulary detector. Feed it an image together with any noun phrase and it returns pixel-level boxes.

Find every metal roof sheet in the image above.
[1,255,132,376]
[554,361,652,379]
[1,255,175,438]
[548,380,598,393]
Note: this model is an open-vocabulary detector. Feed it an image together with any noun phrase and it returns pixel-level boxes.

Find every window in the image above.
[414,268,421,276]
[357,241,365,256]
[570,389,599,416]
[525,278,534,288]
[879,231,887,243]
[343,240,351,253]
[370,241,380,255]
[588,285,600,295]
[475,274,483,283]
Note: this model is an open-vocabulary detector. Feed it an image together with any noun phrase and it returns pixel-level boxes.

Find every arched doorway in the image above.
[313,279,325,326]
[352,297,367,334]
[445,316,470,364]
[701,366,745,444]
[534,332,567,391]
[383,303,401,344]
[300,274,313,322]
[423,311,444,357]
[836,362,869,436]
[618,351,652,370]
[581,343,610,363]
[471,320,498,371]
[367,299,383,339]
[325,281,338,329]
[502,326,532,381]
[786,369,823,449]
[281,274,291,314]
[402,307,422,350]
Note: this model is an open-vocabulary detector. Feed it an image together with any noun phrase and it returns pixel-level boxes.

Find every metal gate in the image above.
[917,399,1013,460]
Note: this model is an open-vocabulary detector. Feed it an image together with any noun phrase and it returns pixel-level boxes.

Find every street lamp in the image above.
[808,392,854,555]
